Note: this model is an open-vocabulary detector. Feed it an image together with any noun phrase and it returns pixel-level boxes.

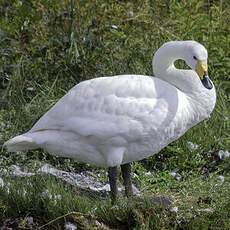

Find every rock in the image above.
[65,222,77,230]
[217,175,224,184]
[218,150,230,160]
[170,206,178,213]
[149,196,172,208]
[187,141,199,151]
[9,165,35,177]
[0,177,4,187]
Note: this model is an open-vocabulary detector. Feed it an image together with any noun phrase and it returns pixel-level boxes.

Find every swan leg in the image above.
[121,163,133,197]
[108,166,118,203]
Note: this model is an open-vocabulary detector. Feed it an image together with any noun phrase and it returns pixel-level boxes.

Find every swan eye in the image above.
[193,56,197,60]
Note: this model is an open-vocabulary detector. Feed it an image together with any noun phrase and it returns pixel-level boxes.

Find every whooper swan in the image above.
[4,41,216,202]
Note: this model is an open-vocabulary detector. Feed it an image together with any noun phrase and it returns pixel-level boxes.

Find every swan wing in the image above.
[29,75,179,142]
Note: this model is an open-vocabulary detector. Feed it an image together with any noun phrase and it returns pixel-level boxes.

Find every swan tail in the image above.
[3,134,38,152]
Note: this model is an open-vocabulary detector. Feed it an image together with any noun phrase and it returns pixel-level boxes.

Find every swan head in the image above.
[182,41,213,90]
[153,41,214,91]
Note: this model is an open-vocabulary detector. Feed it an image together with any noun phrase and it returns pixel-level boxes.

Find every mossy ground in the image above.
[0,0,229,229]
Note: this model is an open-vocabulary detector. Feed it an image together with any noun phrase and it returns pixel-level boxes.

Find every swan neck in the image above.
[152,42,198,93]
[152,41,216,120]
[152,42,186,76]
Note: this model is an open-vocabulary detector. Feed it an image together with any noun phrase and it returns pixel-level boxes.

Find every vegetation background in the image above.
[0,0,229,229]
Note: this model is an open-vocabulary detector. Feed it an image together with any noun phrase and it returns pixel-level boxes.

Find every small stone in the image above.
[224,116,229,121]
[145,171,152,176]
[218,150,230,160]
[132,184,141,195]
[65,222,77,230]
[54,194,62,200]
[111,25,118,29]
[10,165,35,177]
[170,170,181,181]
[26,216,33,225]
[170,206,178,213]
[150,196,172,208]
[91,183,110,192]
[0,177,4,187]
[26,87,34,91]
[169,171,177,177]
[187,141,199,151]
[198,208,213,213]
[218,175,224,184]
[127,11,134,17]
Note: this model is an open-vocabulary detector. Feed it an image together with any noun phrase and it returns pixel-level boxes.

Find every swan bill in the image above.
[201,75,213,90]
[195,60,212,90]
[195,60,208,80]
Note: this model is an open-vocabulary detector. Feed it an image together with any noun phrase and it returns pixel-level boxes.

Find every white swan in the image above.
[4,41,216,201]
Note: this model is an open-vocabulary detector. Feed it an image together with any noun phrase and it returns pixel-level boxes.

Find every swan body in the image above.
[4,41,216,168]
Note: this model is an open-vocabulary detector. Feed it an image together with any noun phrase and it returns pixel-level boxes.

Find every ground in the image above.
[0,0,229,229]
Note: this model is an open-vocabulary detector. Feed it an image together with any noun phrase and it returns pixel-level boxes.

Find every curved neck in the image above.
[152,41,216,120]
[152,41,200,93]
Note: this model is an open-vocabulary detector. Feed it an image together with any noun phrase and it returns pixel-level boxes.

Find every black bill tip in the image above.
[201,75,213,90]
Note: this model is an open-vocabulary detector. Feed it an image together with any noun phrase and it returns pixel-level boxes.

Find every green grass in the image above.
[0,171,229,229]
[0,0,229,229]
